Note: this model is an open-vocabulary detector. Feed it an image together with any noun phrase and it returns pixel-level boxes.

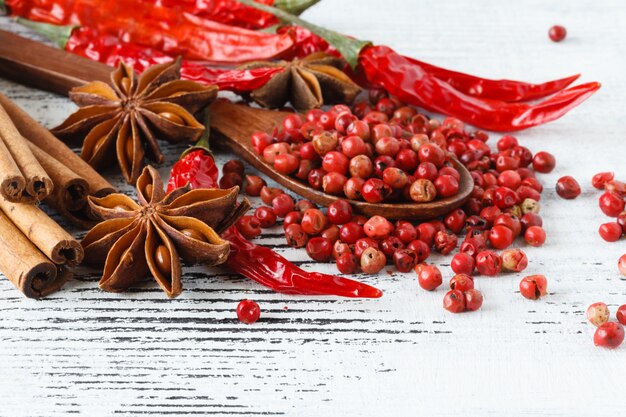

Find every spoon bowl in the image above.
[210,101,473,220]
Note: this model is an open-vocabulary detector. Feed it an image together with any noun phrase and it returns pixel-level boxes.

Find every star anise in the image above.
[52,58,218,183]
[81,166,249,298]
[240,52,362,111]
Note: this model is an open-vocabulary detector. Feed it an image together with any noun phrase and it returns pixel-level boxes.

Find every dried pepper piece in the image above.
[52,59,217,183]
[358,46,600,132]
[166,110,219,192]
[241,52,361,111]
[241,0,600,132]
[82,165,249,298]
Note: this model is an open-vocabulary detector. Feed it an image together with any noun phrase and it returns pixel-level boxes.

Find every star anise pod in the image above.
[240,52,361,111]
[52,58,218,183]
[81,166,249,298]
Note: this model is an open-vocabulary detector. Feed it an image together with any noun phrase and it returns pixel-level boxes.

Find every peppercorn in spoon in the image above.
[209,100,473,220]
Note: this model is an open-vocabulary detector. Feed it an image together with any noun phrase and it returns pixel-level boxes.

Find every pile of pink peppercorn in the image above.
[229,88,625,348]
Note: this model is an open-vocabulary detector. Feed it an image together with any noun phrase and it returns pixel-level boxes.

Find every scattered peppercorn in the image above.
[555,176,581,199]
[594,322,624,349]
[519,275,548,300]
[548,25,567,42]
[586,302,610,327]
[237,299,261,324]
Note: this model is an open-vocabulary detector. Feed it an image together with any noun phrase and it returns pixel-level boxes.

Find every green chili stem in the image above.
[274,0,321,16]
[239,0,370,69]
[181,107,213,158]
[15,17,76,49]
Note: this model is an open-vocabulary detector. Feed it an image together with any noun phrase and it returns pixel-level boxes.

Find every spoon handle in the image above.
[0,29,109,94]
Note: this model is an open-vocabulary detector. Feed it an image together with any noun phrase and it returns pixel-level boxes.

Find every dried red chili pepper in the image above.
[167,150,219,192]
[359,46,600,132]
[242,1,600,131]
[222,226,383,298]
[4,0,296,63]
[18,19,282,92]
[167,111,219,192]
[272,25,579,103]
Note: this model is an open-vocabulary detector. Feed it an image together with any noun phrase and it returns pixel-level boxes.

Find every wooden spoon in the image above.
[210,101,472,219]
[0,29,472,219]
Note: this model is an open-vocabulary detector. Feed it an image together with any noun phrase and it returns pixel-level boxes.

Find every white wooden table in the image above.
[1,1,625,415]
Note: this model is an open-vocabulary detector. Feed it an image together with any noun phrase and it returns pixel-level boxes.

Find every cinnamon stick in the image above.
[0,211,72,298]
[0,118,25,201]
[28,142,89,211]
[27,141,97,228]
[0,197,84,266]
[0,102,53,201]
[0,93,114,198]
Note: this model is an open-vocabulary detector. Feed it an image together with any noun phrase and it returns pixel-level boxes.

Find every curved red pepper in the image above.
[359,45,600,132]
[166,149,219,193]
[272,24,579,103]
[222,227,383,298]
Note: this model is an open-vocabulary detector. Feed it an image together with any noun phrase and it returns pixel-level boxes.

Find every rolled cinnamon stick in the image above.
[0,211,72,298]
[0,197,84,266]
[0,103,53,201]
[28,142,89,211]
[0,120,25,201]
[0,93,114,197]
[28,142,96,228]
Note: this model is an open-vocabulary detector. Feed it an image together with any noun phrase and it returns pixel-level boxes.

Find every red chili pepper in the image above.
[273,25,579,103]
[222,227,383,298]
[18,19,283,92]
[167,110,219,193]
[241,1,600,131]
[167,149,219,192]
[359,45,600,132]
[4,0,295,63]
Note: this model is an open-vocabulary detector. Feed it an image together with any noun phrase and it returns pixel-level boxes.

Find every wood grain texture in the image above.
[1,1,626,416]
